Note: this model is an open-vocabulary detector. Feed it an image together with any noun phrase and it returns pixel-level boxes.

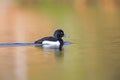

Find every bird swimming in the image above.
[0,29,72,49]
[34,29,65,50]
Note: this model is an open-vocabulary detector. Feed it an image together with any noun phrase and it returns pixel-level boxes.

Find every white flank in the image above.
[42,41,60,49]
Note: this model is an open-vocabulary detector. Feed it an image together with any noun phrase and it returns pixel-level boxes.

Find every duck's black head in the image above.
[54,29,64,39]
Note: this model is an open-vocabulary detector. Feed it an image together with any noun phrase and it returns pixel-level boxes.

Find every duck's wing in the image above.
[34,36,58,44]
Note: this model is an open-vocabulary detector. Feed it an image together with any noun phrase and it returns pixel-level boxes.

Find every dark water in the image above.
[0,2,120,80]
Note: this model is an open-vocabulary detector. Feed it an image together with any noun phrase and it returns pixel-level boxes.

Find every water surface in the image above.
[0,2,120,80]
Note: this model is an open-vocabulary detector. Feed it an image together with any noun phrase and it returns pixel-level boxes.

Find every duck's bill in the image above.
[64,34,69,38]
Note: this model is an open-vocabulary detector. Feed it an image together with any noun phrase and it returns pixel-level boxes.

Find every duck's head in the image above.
[54,29,64,39]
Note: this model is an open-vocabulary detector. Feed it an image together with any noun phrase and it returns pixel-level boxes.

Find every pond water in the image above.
[0,3,120,80]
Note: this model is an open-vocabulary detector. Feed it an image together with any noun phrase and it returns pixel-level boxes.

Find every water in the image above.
[0,1,120,80]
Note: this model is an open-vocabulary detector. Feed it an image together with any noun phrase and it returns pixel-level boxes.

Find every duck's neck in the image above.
[55,37,62,40]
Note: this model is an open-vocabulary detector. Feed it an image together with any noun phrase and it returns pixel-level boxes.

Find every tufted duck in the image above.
[34,29,64,50]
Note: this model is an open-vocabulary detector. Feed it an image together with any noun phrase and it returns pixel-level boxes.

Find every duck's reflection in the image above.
[54,49,64,57]
[37,47,64,57]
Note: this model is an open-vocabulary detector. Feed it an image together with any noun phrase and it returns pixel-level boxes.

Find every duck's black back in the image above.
[34,36,58,44]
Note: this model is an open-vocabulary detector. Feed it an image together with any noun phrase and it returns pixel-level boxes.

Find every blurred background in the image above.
[0,0,120,80]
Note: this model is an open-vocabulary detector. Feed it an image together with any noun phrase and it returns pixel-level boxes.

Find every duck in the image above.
[34,29,64,50]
